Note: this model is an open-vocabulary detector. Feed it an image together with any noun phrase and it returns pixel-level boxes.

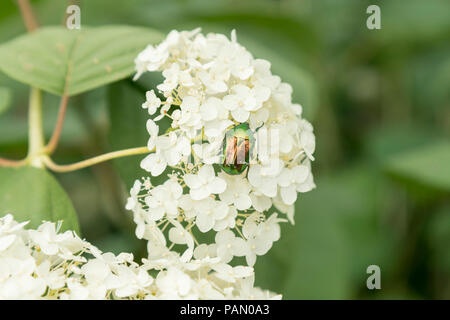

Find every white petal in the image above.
[249,193,272,212]
[280,186,297,205]
[0,234,16,251]
[297,174,315,193]
[168,227,187,244]
[215,229,234,244]
[208,177,227,194]
[165,201,178,217]
[234,194,252,210]
[233,266,254,278]
[184,174,202,189]
[247,165,262,187]
[277,168,292,187]
[255,239,272,255]
[200,98,220,121]
[231,238,248,257]
[146,119,159,136]
[198,165,214,182]
[180,95,199,111]
[259,179,278,197]
[149,207,165,221]
[214,202,229,220]
[231,108,250,123]
[246,252,256,267]
[196,213,214,233]
[140,153,166,176]
[223,95,239,111]
[190,187,210,201]
[293,165,310,183]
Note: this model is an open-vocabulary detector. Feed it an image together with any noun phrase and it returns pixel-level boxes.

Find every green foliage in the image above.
[233,34,318,120]
[107,81,149,190]
[0,167,79,233]
[0,26,163,96]
[255,166,395,299]
[0,86,11,114]
[386,141,450,192]
[107,78,171,190]
[427,205,450,297]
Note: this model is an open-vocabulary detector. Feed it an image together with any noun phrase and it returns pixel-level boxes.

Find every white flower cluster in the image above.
[0,214,279,300]
[129,29,316,271]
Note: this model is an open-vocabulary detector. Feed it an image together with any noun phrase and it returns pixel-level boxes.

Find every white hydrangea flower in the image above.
[215,229,247,263]
[140,153,167,177]
[212,263,254,283]
[247,164,279,198]
[125,180,142,211]
[184,165,226,201]
[142,90,161,115]
[192,140,223,165]
[134,43,169,79]
[249,192,272,212]
[193,197,229,233]
[213,205,237,231]
[240,213,285,267]
[218,172,252,210]
[155,267,194,299]
[146,119,159,150]
[224,84,271,123]
[277,164,311,205]
[141,132,191,176]
[144,179,183,221]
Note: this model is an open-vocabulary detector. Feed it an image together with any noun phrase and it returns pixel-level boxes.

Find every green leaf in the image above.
[0,86,11,114]
[107,79,171,190]
[107,80,151,190]
[0,167,80,233]
[0,26,163,96]
[385,141,450,192]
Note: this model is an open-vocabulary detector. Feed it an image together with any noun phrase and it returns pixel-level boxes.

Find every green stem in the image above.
[43,146,152,172]
[27,87,45,168]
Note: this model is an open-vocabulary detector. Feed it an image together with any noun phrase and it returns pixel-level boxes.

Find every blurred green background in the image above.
[0,0,449,299]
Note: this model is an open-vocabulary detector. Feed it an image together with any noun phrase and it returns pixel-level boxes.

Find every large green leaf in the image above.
[0,25,163,96]
[0,86,11,114]
[0,167,79,233]
[385,141,450,192]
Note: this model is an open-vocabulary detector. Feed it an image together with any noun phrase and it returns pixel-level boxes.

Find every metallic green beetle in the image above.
[221,123,255,175]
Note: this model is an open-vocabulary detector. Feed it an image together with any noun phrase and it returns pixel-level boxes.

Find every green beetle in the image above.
[221,123,255,175]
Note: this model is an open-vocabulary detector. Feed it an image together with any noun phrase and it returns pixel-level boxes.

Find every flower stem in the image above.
[27,87,45,168]
[17,0,38,32]
[0,158,28,167]
[44,95,69,155]
[43,146,153,172]
[0,1,39,168]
